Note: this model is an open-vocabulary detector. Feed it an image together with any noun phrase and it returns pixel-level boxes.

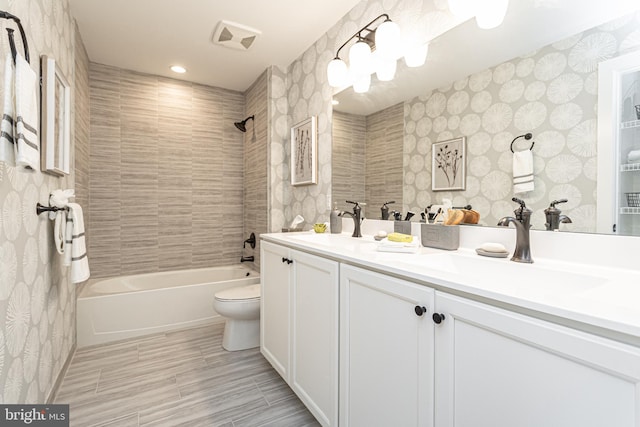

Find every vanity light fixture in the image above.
[448,0,510,30]
[170,65,187,73]
[327,13,407,91]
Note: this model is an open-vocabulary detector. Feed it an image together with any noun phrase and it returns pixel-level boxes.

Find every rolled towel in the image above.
[513,150,534,193]
[14,53,39,169]
[1,52,15,163]
[628,150,640,163]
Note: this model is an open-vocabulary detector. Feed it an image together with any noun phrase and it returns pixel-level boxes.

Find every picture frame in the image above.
[40,55,70,176]
[291,116,317,186]
[432,137,466,191]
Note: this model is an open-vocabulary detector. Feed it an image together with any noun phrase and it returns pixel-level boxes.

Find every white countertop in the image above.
[262,231,640,343]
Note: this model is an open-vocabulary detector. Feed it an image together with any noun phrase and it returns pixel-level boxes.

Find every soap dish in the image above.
[475,248,509,258]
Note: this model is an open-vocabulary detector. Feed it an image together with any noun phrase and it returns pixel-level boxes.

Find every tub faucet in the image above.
[544,199,572,231]
[497,197,533,263]
[241,256,254,263]
[339,200,363,238]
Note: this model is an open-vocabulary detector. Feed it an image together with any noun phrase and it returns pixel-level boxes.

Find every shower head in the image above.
[234,115,255,132]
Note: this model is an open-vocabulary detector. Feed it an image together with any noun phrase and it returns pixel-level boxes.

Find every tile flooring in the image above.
[55,323,320,426]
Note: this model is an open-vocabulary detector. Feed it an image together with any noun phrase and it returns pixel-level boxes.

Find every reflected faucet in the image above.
[544,199,572,231]
[339,200,363,238]
[497,197,533,263]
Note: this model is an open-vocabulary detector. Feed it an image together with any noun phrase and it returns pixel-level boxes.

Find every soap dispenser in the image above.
[330,202,342,234]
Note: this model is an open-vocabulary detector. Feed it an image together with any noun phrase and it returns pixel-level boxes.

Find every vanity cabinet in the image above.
[339,265,435,427]
[260,241,339,427]
[433,292,640,427]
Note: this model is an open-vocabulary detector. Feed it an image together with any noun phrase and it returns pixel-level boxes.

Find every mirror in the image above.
[332,1,640,234]
[40,55,71,176]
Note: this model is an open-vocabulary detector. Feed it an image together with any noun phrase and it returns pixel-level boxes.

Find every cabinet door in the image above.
[434,291,640,427]
[291,250,339,427]
[340,264,435,427]
[260,241,292,379]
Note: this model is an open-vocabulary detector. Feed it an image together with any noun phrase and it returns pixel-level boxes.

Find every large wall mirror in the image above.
[332,0,640,235]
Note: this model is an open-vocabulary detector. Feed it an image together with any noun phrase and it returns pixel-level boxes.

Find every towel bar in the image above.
[0,10,30,64]
[36,203,68,216]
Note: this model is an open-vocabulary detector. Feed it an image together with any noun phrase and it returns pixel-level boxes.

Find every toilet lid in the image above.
[215,284,261,301]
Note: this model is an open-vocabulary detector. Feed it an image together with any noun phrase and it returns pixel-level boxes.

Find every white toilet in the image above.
[213,283,261,351]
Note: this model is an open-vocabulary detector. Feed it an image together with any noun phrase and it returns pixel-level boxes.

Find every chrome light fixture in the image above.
[327,14,410,92]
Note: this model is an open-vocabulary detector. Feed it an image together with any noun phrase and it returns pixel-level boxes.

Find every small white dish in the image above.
[475,248,509,258]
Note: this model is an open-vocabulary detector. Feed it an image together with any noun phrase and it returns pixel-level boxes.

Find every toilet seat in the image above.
[214,284,260,302]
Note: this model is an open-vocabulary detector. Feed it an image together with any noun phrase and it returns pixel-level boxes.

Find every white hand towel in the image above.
[513,150,534,194]
[14,54,39,170]
[628,150,640,163]
[66,203,90,284]
[1,52,15,163]
[53,210,67,255]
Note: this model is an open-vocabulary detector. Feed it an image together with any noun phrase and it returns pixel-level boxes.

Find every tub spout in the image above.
[241,256,254,263]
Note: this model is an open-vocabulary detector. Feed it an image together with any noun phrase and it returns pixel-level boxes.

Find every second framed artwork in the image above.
[432,137,466,191]
[291,116,317,186]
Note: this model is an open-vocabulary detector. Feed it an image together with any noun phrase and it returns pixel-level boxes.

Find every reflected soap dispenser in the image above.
[330,202,342,234]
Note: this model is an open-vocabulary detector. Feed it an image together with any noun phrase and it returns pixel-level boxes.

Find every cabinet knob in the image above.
[281,257,287,263]
[281,257,293,265]
[414,306,427,316]
[432,313,446,324]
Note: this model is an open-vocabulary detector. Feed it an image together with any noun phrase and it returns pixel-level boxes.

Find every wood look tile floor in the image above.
[55,324,321,427]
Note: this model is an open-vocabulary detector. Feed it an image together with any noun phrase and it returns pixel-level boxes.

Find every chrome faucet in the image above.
[339,200,363,238]
[497,197,533,263]
[544,199,572,231]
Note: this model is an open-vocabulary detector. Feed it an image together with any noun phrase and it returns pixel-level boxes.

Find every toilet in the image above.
[213,284,261,351]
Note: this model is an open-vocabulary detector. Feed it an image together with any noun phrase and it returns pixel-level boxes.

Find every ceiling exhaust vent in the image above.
[212,20,261,51]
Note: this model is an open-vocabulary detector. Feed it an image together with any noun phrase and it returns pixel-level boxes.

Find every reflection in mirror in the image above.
[332,3,640,235]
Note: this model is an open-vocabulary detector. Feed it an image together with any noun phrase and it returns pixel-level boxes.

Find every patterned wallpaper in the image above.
[0,0,78,403]
[88,64,246,278]
[272,0,463,228]
[403,11,640,232]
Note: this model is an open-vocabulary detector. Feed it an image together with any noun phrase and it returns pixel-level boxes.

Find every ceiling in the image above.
[70,0,361,92]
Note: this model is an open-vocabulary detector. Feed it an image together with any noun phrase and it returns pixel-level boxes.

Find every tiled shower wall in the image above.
[332,111,365,211]
[88,64,245,278]
[0,0,79,403]
[243,70,268,267]
[332,103,404,219]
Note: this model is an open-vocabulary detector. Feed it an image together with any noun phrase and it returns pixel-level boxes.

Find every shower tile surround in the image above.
[0,0,78,404]
[88,64,246,278]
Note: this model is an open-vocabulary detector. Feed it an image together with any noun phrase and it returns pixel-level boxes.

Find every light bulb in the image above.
[448,0,476,19]
[375,20,401,61]
[376,58,397,81]
[404,43,429,68]
[327,58,348,88]
[353,74,371,93]
[349,40,373,80]
[475,0,509,29]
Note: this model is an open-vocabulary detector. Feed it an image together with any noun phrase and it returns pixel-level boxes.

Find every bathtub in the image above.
[77,265,260,347]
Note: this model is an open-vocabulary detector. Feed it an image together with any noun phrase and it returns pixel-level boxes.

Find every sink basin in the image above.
[395,252,607,297]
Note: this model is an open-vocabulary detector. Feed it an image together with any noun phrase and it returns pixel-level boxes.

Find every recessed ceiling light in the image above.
[171,65,186,73]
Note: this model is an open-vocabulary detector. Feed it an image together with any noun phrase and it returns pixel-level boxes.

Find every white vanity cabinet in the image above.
[433,292,640,427]
[339,265,435,427]
[260,241,339,427]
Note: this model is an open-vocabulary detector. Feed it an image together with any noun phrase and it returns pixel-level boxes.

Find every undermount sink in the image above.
[403,252,607,296]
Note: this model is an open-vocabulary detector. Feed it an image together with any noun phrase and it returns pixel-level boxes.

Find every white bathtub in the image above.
[77,265,260,347]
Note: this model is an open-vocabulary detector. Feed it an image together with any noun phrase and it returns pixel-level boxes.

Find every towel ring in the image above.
[510,133,534,153]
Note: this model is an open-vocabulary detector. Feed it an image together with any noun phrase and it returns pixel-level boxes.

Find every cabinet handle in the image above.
[432,313,446,324]
[281,257,293,265]
[414,306,427,316]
